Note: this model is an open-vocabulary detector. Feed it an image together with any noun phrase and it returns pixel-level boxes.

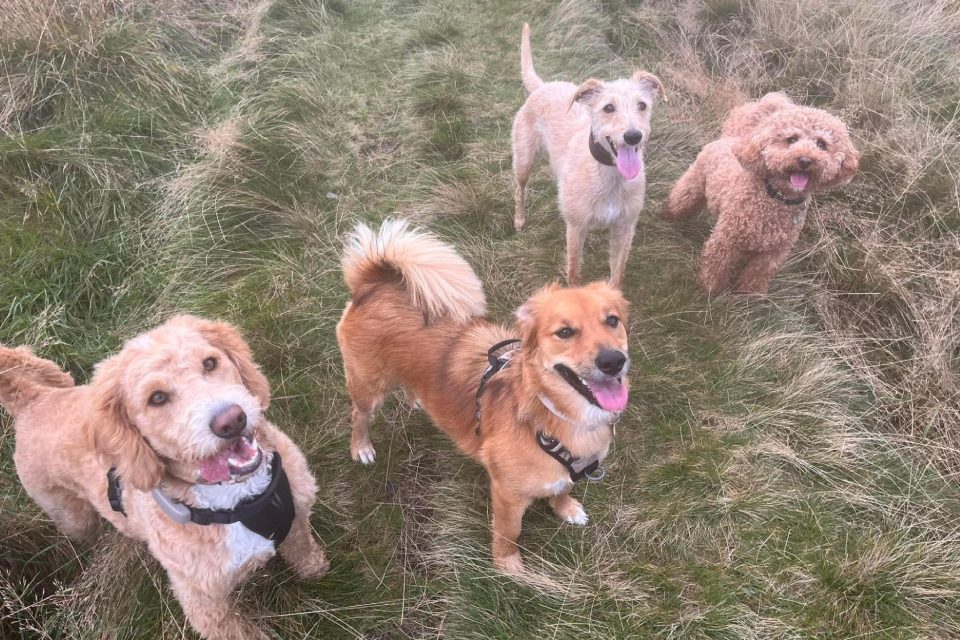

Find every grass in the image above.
[1,0,959,637]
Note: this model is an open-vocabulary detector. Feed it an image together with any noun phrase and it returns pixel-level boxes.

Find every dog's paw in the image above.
[564,504,589,526]
[513,216,525,232]
[295,547,331,580]
[493,552,524,575]
[351,442,377,465]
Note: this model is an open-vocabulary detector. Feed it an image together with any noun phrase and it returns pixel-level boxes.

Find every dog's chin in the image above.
[553,364,629,415]
[194,434,265,485]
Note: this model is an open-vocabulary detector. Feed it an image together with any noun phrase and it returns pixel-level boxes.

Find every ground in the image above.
[1,0,959,638]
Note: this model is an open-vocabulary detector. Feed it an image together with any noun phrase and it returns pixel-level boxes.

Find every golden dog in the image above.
[0,316,329,640]
[336,220,630,572]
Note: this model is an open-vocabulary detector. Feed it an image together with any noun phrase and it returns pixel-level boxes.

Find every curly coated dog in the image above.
[663,92,859,294]
[0,316,329,640]
[511,23,666,288]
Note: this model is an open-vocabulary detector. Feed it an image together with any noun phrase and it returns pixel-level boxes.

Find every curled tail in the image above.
[342,219,486,324]
[0,346,74,418]
[520,23,543,93]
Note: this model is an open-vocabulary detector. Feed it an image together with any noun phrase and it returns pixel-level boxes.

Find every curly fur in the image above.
[0,316,328,640]
[663,92,859,294]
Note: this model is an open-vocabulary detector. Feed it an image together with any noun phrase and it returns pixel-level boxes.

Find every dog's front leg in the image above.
[608,217,638,289]
[280,513,330,579]
[168,571,268,640]
[565,223,586,286]
[490,480,531,573]
[698,231,743,295]
[734,244,792,295]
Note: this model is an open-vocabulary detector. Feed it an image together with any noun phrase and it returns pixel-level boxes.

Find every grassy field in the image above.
[1,0,959,638]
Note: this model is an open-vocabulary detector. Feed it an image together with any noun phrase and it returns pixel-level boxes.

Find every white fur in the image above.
[223,522,276,571]
[182,383,263,459]
[564,503,589,526]
[543,479,573,495]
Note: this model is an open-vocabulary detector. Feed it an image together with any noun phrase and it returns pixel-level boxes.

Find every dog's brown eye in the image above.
[637,101,647,112]
[603,104,615,113]
[148,391,169,407]
[816,138,828,150]
[555,327,576,339]
[786,135,799,144]
[203,357,217,372]
[606,315,620,328]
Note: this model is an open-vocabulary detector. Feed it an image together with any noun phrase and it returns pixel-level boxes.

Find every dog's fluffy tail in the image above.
[520,23,543,93]
[0,346,74,418]
[342,219,487,325]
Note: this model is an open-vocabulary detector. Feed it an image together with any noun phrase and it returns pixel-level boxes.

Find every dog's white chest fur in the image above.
[543,478,573,495]
[224,522,276,571]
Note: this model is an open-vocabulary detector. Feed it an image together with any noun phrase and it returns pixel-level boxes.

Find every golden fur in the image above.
[511,23,666,288]
[337,220,630,572]
[663,92,859,294]
[0,316,328,640]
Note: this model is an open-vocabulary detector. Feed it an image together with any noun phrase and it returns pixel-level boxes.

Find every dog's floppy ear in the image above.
[822,130,860,189]
[571,78,604,107]
[192,317,271,409]
[90,356,164,491]
[731,124,775,176]
[515,284,564,349]
[631,70,667,102]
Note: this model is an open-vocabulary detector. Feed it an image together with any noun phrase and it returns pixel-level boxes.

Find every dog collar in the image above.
[474,338,522,434]
[589,132,616,167]
[536,431,606,482]
[765,179,807,206]
[106,452,295,544]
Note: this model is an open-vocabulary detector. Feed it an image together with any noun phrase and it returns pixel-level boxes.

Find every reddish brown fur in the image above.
[0,317,328,640]
[663,92,859,294]
[337,222,630,572]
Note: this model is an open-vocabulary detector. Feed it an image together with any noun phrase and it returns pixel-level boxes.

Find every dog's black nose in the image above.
[210,404,247,439]
[623,130,643,146]
[796,156,813,169]
[595,349,627,376]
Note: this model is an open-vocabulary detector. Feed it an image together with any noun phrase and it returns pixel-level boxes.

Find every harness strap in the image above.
[474,338,521,433]
[536,431,606,483]
[106,453,295,544]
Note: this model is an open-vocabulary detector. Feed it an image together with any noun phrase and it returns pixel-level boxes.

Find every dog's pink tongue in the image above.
[789,171,809,191]
[198,452,232,483]
[587,378,629,412]
[616,145,642,180]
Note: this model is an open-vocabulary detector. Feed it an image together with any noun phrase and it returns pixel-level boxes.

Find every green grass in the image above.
[2,0,959,638]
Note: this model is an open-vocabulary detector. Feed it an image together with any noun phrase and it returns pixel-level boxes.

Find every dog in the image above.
[336,219,630,573]
[511,23,666,288]
[0,316,329,640]
[663,92,859,294]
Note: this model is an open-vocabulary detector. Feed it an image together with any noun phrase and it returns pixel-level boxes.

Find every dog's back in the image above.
[721,92,794,139]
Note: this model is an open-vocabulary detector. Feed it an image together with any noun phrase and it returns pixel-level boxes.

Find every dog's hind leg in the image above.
[511,106,541,232]
[28,485,99,540]
[490,479,531,573]
[663,158,707,220]
[608,216,638,289]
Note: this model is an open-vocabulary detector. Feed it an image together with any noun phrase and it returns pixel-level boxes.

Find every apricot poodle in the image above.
[663,92,859,294]
[0,316,329,640]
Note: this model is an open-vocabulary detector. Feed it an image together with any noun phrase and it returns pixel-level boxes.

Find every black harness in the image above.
[474,338,522,433]
[764,179,807,207]
[474,339,607,483]
[107,452,295,545]
[589,132,616,167]
[536,431,606,482]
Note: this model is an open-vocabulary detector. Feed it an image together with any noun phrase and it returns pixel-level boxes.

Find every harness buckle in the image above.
[583,466,606,482]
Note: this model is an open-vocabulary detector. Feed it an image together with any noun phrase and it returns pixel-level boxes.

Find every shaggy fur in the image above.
[0,317,329,640]
[511,23,666,288]
[663,92,859,294]
[337,220,630,572]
